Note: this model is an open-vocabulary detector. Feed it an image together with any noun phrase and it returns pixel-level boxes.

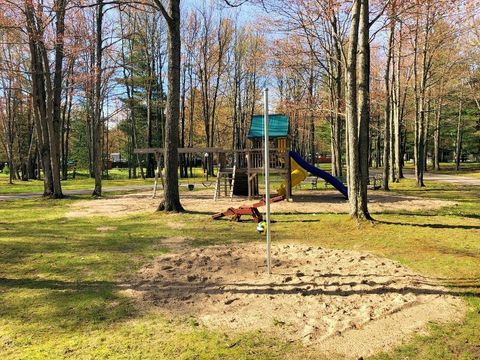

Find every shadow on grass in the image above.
[0,211,174,329]
[391,187,480,202]
[0,277,137,329]
[0,276,116,291]
[460,213,480,220]
[378,220,480,230]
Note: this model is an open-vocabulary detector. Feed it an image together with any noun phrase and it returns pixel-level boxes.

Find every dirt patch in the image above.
[96,226,117,232]
[66,189,455,218]
[129,243,465,359]
[166,221,186,229]
[67,193,159,218]
[158,236,192,251]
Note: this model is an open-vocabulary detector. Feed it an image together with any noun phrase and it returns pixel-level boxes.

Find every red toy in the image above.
[212,195,285,223]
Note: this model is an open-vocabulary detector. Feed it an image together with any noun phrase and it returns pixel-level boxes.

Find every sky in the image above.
[183,0,270,26]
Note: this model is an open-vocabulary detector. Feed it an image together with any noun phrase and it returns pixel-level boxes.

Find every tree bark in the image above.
[345,0,361,218]
[383,20,394,191]
[157,0,184,212]
[49,0,66,198]
[455,99,463,171]
[24,0,54,196]
[433,97,442,171]
[92,0,104,197]
[356,0,372,220]
[393,21,403,180]
[333,16,343,178]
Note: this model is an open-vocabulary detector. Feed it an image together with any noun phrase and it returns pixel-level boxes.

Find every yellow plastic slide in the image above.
[277,158,308,196]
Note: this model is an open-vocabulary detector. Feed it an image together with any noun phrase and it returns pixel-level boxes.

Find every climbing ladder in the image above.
[214,165,236,201]
[229,164,236,200]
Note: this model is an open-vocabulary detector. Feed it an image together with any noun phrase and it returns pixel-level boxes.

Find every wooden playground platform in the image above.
[134,147,292,201]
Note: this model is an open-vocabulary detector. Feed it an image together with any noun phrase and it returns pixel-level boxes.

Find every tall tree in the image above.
[92,0,104,196]
[383,17,395,191]
[345,0,361,217]
[355,0,372,220]
[24,0,66,198]
[153,0,184,212]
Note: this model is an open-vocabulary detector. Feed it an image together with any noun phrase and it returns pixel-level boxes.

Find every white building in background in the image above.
[110,153,122,162]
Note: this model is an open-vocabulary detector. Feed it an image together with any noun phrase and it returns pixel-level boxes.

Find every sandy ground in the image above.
[126,243,465,359]
[65,189,464,357]
[67,188,456,218]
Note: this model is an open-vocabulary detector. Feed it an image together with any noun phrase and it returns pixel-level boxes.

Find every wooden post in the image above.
[230,164,236,200]
[152,152,164,198]
[224,174,227,196]
[285,151,292,201]
[214,170,221,201]
[247,151,252,199]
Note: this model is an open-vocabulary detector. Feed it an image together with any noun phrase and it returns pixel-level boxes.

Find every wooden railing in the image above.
[228,148,288,170]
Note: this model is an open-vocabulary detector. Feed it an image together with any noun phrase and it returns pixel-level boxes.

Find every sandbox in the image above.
[128,243,465,359]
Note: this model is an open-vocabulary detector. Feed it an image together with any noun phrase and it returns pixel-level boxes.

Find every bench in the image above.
[368,175,383,190]
[305,176,318,189]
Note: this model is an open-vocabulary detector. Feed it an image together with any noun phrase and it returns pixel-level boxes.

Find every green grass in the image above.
[0,161,346,196]
[430,162,480,174]
[402,162,480,178]
[434,163,480,179]
[0,168,219,195]
[0,169,153,194]
[0,176,479,358]
[0,198,295,359]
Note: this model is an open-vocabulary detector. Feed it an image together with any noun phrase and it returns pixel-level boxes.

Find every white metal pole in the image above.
[264,88,271,275]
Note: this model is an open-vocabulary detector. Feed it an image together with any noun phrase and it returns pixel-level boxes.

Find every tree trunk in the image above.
[49,0,66,198]
[180,60,187,178]
[92,0,104,197]
[383,20,394,191]
[424,97,431,172]
[309,82,315,165]
[158,0,184,212]
[24,1,54,196]
[62,60,74,180]
[345,0,361,217]
[332,15,343,177]
[356,0,372,220]
[455,99,463,171]
[393,22,403,181]
[433,97,442,171]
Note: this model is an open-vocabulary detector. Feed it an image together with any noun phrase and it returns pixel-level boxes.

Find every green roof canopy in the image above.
[247,114,289,139]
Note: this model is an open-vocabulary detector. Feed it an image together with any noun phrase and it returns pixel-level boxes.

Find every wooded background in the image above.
[1,0,479,208]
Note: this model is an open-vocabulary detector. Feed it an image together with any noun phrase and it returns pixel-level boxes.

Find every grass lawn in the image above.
[0,167,243,195]
[0,177,479,359]
[0,163,342,196]
[402,162,480,178]
[0,169,154,195]
[435,164,480,178]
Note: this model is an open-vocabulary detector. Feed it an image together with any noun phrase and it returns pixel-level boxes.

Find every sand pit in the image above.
[66,188,455,218]
[129,243,465,359]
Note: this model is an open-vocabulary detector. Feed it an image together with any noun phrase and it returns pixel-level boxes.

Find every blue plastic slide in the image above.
[289,151,348,199]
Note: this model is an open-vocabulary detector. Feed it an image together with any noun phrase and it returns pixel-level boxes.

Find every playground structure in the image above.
[210,113,348,222]
[134,147,223,198]
[135,113,348,211]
